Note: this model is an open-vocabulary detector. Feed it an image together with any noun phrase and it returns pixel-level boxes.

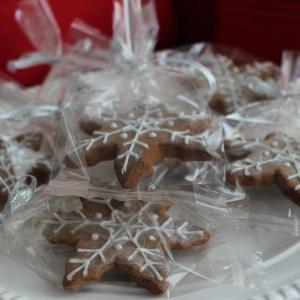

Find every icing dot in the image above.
[110,122,118,129]
[115,244,122,250]
[128,113,135,119]
[271,141,279,147]
[149,132,157,138]
[120,132,128,139]
[91,233,99,241]
[151,214,159,221]
[167,120,174,127]
[264,150,271,157]
[285,162,292,167]
[149,235,156,241]
[66,274,73,281]
[95,213,102,219]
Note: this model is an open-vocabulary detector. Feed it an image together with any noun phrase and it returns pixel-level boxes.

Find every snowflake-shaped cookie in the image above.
[43,198,209,294]
[0,132,52,206]
[75,105,214,188]
[226,132,300,205]
[208,55,279,115]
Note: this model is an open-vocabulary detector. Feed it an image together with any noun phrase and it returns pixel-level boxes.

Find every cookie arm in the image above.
[63,240,116,291]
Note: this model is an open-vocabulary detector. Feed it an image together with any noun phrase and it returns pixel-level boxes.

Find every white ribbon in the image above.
[0,105,61,121]
[7,52,60,73]
[0,175,37,224]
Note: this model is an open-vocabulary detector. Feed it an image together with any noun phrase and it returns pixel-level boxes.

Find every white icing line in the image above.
[47,199,205,283]
[75,107,207,174]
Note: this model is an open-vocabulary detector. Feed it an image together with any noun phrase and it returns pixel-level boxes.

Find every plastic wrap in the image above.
[0,182,268,296]
[49,79,223,198]
[42,0,225,198]
[158,43,282,115]
[0,119,56,210]
[0,74,63,211]
[8,0,111,107]
[1,0,300,298]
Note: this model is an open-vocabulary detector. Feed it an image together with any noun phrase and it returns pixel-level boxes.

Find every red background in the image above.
[0,0,299,86]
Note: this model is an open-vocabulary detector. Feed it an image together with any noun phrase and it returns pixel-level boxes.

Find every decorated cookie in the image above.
[12,132,53,186]
[226,132,300,205]
[43,198,209,294]
[76,105,214,189]
[208,55,279,115]
[0,139,15,207]
[0,132,53,206]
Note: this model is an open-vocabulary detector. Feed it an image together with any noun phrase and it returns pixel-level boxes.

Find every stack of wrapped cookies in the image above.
[0,0,299,298]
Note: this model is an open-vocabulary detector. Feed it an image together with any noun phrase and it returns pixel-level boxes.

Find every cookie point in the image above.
[66,273,73,282]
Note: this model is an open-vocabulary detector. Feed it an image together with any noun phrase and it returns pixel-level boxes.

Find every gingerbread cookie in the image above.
[0,139,15,208]
[43,198,209,294]
[208,55,279,115]
[226,132,300,206]
[0,132,53,206]
[13,132,53,186]
[76,106,214,189]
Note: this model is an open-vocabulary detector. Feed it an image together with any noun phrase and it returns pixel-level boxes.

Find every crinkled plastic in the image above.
[0,182,268,296]
[158,43,282,116]
[7,0,62,72]
[48,81,224,197]
[8,0,111,107]
[2,0,300,297]
[0,119,56,211]
[0,75,64,214]
[42,0,225,198]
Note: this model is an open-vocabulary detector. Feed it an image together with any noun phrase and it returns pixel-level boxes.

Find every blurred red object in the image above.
[2,0,300,87]
[0,0,176,86]
[214,0,300,63]
[173,0,300,64]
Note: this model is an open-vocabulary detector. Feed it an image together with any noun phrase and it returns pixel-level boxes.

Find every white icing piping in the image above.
[73,107,207,174]
[47,199,204,282]
[232,134,300,191]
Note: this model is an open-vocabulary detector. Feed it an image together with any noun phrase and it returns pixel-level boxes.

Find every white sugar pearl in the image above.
[151,214,158,221]
[95,213,102,219]
[124,202,131,208]
[149,235,156,241]
[167,120,174,127]
[115,244,122,250]
[91,233,99,241]
[128,113,135,119]
[120,132,128,139]
[264,150,271,157]
[110,122,118,129]
[149,132,157,138]
[271,141,279,147]
[285,162,292,167]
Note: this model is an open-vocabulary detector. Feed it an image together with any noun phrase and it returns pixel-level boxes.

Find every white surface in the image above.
[0,187,300,300]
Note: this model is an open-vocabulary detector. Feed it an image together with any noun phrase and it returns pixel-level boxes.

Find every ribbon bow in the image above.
[0,175,37,224]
